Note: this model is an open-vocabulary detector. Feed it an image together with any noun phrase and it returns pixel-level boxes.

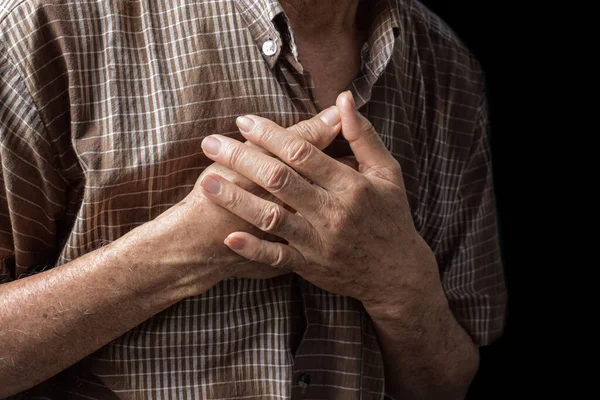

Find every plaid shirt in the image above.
[0,0,506,398]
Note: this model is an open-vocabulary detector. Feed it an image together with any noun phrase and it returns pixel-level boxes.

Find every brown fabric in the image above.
[0,0,507,398]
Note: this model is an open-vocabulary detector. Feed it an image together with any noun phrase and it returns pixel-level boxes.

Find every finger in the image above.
[199,162,261,196]
[204,106,342,196]
[336,91,403,185]
[285,106,342,150]
[244,140,272,154]
[199,174,314,244]
[246,104,342,153]
[200,134,325,214]
[224,232,306,270]
[234,111,356,191]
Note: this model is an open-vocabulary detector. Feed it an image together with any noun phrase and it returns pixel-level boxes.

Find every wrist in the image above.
[107,218,219,303]
[364,243,444,322]
[364,282,448,328]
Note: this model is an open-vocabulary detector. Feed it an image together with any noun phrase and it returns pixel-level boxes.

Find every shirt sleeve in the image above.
[437,90,508,346]
[0,42,69,283]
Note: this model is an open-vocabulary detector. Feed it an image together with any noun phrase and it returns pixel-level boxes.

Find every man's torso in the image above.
[0,0,489,398]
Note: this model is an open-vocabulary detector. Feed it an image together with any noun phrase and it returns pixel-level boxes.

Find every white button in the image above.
[262,40,277,56]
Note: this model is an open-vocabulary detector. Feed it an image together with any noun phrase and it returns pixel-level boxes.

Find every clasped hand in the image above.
[199,92,439,311]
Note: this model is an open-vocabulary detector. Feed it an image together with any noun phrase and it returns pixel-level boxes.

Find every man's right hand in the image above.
[0,106,343,397]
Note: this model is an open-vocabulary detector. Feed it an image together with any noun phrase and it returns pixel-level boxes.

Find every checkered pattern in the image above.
[0,0,506,398]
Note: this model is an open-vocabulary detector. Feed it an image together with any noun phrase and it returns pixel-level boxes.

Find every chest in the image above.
[61,10,427,262]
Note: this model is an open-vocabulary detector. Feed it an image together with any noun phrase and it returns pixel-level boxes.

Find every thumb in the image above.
[286,106,342,151]
[336,91,402,184]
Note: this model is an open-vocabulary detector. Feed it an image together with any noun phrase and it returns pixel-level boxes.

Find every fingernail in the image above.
[225,236,245,250]
[319,107,340,126]
[201,176,221,194]
[236,116,255,132]
[202,136,221,156]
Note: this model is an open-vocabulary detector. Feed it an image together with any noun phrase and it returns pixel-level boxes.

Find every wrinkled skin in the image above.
[152,106,357,285]
[199,92,440,311]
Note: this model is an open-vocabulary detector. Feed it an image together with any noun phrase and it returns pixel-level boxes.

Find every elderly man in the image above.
[0,0,506,398]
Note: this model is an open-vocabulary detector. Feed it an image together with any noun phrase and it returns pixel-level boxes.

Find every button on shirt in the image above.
[262,39,278,56]
[0,0,507,398]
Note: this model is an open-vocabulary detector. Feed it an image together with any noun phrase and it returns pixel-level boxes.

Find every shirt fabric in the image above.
[0,0,507,398]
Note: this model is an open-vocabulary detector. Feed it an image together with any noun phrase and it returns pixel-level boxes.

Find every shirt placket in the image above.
[234,2,396,398]
[270,20,383,400]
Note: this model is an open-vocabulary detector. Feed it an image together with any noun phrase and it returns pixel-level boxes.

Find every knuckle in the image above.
[248,246,263,263]
[331,209,351,230]
[264,165,290,192]
[289,122,319,144]
[228,143,246,170]
[326,197,352,231]
[359,117,375,134]
[287,140,313,165]
[270,246,286,268]
[258,205,282,232]
[349,178,370,202]
[254,121,278,146]
[224,188,243,210]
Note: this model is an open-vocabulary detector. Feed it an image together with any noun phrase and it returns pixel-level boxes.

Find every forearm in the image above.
[365,273,479,400]
[0,222,206,397]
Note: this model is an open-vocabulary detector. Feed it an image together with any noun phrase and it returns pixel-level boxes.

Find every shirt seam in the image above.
[0,38,71,187]
[459,84,488,180]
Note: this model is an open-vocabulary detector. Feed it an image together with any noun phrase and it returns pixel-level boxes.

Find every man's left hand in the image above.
[199,91,444,315]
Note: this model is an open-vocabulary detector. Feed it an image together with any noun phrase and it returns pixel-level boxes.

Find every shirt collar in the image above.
[234,0,404,72]
[365,0,402,76]
[351,0,404,107]
[233,0,286,69]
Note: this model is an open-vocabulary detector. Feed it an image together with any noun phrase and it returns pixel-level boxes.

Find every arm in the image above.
[365,257,480,400]
[0,104,343,398]
[368,89,505,399]
[0,178,282,397]
[0,42,233,395]
[367,88,504,399]
[0,213,207,397]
